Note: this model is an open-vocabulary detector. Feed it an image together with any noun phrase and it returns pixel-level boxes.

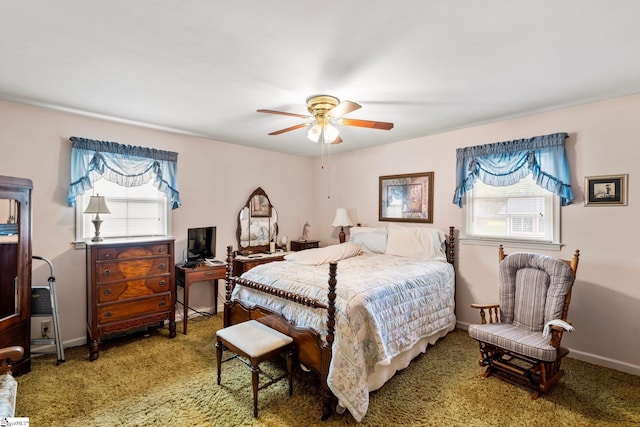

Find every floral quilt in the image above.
[233,253,456,422]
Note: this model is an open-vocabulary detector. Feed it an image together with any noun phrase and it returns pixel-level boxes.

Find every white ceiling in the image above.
[2,1,640,157]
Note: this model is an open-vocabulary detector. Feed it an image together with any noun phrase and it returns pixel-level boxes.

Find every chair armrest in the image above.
[470,304,501,324]
[0,346,24,375]
[543,320,574,348]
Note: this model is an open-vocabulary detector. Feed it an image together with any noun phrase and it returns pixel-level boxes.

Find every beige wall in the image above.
[311,94,640,375]
[1,94,638,375]
[0,99,314,348]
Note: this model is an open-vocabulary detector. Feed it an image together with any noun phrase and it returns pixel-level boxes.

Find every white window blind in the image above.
[76,179,169,243]
[462,174,560,248]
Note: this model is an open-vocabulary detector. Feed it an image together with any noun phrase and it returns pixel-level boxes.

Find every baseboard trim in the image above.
[456,320,640,376]
[50,305,220,354]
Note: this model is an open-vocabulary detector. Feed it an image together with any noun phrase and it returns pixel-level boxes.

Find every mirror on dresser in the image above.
[236,187,278,254]
[0,200,19,320]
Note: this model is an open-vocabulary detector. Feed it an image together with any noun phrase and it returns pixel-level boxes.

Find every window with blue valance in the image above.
[67,137,181,209]
[452,132,574,207]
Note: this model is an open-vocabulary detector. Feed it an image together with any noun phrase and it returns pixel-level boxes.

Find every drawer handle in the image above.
[103,269,112,277]
[158,248,165,253]
[103,289,112,296]
[105,311,112,318]
[159,263,166,270]
[205,272,215,276]
[104,253,111,259]
[159,280,166,287]
[159,300,166,307]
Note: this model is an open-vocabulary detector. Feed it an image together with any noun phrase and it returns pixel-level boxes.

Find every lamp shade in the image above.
[332,208,353,227]
[307,122,340,144]
[84,195,111,214]
[332,208,353,244]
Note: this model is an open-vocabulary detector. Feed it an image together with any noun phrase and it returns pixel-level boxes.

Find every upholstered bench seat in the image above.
[216,320,294,417]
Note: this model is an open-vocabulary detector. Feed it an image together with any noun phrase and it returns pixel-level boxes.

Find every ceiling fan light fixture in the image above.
[322,123,340,144]
[259,93,393,144]
[307,122,340,144]
[307,123,322,143]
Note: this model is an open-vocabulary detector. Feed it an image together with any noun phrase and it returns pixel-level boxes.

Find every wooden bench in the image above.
[215,320,294,417]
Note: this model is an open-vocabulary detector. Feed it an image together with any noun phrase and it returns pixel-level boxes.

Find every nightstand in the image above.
[290,240,320,251]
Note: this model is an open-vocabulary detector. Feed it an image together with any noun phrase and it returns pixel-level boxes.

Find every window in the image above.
[462,174,560,249]
[75,179,171,245]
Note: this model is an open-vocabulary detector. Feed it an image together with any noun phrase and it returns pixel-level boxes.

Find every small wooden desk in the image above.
[175,263,226,334]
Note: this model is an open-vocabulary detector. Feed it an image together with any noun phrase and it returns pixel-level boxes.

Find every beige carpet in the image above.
[16,314,640,426]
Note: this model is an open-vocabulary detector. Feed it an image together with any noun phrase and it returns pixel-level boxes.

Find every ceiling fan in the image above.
[257,94,394,144]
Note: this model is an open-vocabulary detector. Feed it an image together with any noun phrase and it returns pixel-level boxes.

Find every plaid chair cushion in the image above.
[468,323,558,362]
[499,252,574,332]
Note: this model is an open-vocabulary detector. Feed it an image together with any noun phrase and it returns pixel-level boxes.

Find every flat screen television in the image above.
[187,226,216,261]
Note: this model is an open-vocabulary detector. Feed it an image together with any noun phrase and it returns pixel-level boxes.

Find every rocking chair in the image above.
[468,246,580,399]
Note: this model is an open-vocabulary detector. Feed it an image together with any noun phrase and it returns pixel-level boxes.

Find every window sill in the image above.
[459,236,562,251]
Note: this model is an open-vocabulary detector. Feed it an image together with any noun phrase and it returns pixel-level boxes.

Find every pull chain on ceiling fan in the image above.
[257,94,394,144]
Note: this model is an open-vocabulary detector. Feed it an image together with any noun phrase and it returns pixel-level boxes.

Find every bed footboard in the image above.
[224,246,337,420]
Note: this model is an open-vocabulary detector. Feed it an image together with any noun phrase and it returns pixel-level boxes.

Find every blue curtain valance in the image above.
[67,136,181,209]
[452,132,574,207]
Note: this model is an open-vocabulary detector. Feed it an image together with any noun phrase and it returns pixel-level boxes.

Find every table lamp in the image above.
[332,208,353,243]
[84,194,111,241]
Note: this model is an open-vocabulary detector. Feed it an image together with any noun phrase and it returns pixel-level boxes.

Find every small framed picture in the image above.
[250,194,272,217]
[584,174,628,206]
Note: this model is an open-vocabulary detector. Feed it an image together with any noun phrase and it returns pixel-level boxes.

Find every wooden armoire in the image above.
[0,175,32,375]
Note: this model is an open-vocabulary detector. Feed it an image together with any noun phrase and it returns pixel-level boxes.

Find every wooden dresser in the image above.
[85,237,176,360]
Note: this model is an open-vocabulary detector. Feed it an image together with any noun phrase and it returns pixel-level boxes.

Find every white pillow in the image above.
[349,226,383,235]
[349,227,388,253]
[284,242,363,265]
[384,224,447,260]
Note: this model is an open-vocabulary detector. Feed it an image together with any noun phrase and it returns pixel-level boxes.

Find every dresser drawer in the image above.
[97,294,171,324]
[185,267,226,283]
[97,277,171,303]
[96,257,170,283]
[97,243,171,261]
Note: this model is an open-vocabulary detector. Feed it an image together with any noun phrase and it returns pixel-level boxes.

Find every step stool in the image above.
[30,256,65,365]
[216,320,294,417]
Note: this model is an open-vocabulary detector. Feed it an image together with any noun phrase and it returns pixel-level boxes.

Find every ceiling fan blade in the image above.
[328,101,361,118]
[339,118,394,130]
[268,122,311,135]
[257,109,311,119]
[328,135,343,144]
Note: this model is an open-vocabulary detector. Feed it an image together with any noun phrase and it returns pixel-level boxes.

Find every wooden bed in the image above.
[223,226,456,420]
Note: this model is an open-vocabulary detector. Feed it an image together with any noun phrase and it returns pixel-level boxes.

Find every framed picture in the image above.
[379,172,434,223]
[250,194,272,217]
[584,174,628,206]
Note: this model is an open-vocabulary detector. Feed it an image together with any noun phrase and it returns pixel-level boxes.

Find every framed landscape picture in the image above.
[379,172,434,223]
[584,174,628,206]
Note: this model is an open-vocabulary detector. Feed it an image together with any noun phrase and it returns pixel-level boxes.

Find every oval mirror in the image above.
[236,187,278,254]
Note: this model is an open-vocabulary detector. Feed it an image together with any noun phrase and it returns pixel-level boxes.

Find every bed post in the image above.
[447,226,455,266]
[224,245,234,327]
[321,261,338,420]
